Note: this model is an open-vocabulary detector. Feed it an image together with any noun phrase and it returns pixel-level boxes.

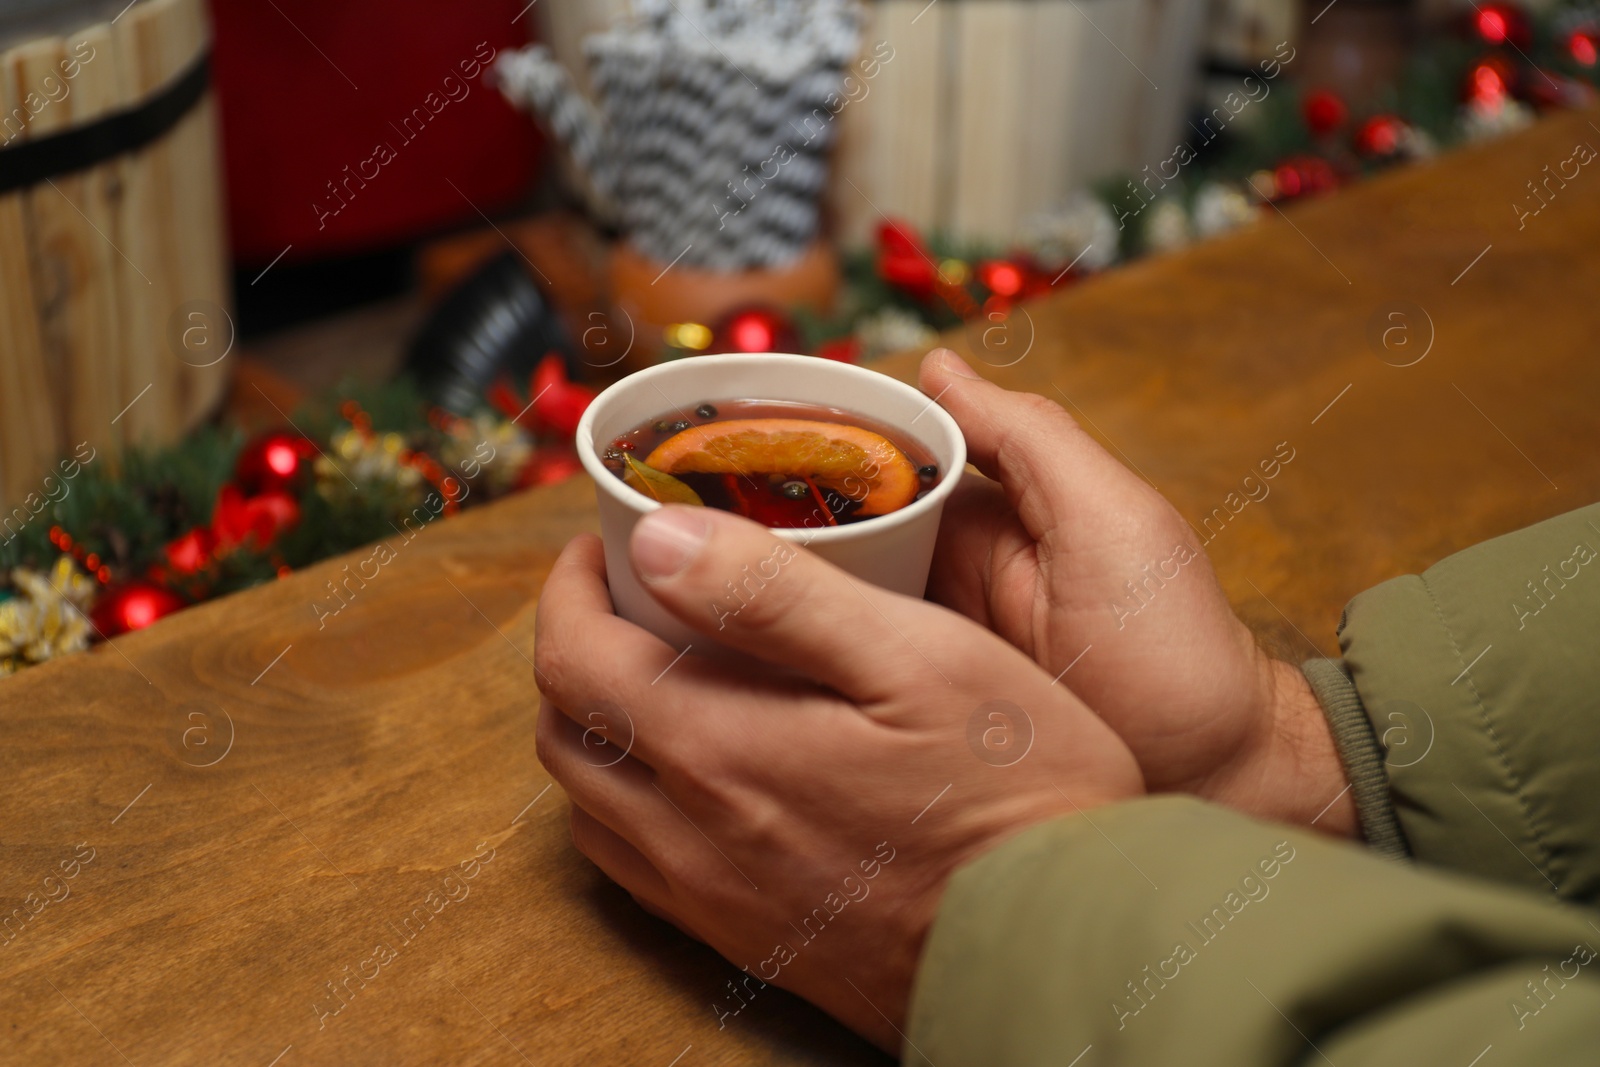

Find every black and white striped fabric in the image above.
[496,0,859,271]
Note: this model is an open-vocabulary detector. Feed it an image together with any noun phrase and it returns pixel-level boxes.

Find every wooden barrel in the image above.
[535,0,1209,249]
[0,0,229,508]
[827,0,1209,248]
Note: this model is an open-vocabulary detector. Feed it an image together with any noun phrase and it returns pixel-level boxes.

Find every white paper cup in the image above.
[574,353,967,646]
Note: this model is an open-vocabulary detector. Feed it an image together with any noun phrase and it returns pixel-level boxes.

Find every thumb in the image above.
[627,505,955,704]
[918,349,1152,538]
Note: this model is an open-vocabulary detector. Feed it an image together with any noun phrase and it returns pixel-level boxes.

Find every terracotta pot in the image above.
[608,240,840,369]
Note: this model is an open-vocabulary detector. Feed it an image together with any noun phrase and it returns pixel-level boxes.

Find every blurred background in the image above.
[0,0,1594,667]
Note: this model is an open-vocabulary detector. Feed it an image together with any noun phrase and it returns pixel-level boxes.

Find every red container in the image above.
[208,0,542,264]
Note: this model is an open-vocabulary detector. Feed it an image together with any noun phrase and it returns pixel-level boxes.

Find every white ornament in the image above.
[1192,182,1255,238]
[856,307,939,360]
[1460,99,1534,143]
[1144,198,1192,253]
[1023,192,1119,272]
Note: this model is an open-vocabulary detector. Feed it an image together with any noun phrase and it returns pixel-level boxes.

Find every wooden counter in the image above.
[2,108,1598,1065]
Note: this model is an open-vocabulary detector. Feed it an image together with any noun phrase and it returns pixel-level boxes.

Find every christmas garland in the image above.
[0,357,594,676]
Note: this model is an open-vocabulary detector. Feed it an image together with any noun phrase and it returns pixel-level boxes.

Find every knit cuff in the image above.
[1301,658,1410,860]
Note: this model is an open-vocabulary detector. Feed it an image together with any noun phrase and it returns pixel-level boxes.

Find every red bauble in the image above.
[1471,2,1530,49]
[976,259,1025,298]
[814,335,861,363]
[1271,155,1339,200]
[710,306,798,354]
[165,527,219,575]
[1302,88,1348,136]
[212,485,302,552]
[1569,30,1599,68]
[92,582,185,636]
[1464,54,1517,107]
[235,431,317,495]
[1354,114,1406,158]
[875,218,938,299]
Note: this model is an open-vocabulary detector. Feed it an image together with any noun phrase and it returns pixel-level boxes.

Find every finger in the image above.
[536,534,674,685]
[925,472,1034,628]
[535,534,693,768]
[568,804,673,908]
[536,533,617,618]
[918,348,1158,542]
[629,506,957,703]
[545,708,741,948]
[536,537,837,771]
[536,697,663,837]
[569,804,704,941]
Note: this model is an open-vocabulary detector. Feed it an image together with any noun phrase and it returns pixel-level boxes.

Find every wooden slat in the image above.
[20,29,125,459]
[1014,1,1084,229]
[829,0,946,246]
[111,0,194,446]
[0,42,64,505]
[160,0,230,426]
[538,0,629,100]
[1129,0,1208,169]
[1064,0,1148,186]
[947,0,1030,243]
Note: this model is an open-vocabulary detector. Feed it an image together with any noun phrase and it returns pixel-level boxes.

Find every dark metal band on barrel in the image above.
[0,51,210,194]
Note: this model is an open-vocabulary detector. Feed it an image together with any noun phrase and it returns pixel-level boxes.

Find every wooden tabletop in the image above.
[3,108,1598,1066]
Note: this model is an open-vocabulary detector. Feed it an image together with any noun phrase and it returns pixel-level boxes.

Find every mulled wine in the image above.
[599,399,940,528]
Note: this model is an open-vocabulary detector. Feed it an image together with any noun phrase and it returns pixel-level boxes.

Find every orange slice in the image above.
[645,418,919,516]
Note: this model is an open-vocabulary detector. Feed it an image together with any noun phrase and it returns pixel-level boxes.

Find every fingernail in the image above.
[633,507,711,582]
[938,349,981,379]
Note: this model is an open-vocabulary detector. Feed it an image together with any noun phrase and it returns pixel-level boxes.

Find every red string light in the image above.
[48,524,113,586]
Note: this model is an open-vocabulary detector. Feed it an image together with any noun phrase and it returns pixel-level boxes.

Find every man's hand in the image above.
[920,349,1356,836]
[534,509,1143,1050]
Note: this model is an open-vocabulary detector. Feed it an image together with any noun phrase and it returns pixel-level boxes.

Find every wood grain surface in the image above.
[2,108,1598,1066]
[950,106,1600,660]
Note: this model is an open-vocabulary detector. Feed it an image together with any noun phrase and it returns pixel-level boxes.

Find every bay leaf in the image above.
[623,455,705,506]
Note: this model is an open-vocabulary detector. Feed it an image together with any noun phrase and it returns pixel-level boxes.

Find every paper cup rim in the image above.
[575,353,967,545]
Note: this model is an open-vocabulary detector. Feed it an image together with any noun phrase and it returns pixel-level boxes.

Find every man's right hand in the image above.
[918,349,1356,836]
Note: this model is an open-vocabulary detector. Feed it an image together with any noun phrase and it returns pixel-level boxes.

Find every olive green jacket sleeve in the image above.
[906,798,1600,1066]
[1306,501,1600,902]
[906,504,1600,1065]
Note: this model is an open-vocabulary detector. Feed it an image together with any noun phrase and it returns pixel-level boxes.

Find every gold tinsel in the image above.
[440,413,533,496]
[0,557,96,675]
[315,428,425,503]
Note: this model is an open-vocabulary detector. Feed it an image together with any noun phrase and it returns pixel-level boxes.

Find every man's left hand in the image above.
[534,507,1143,1050]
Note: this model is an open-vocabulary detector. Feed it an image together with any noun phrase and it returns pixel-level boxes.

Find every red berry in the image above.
[1302,88,1348,137]
[1354,115,1405,158]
